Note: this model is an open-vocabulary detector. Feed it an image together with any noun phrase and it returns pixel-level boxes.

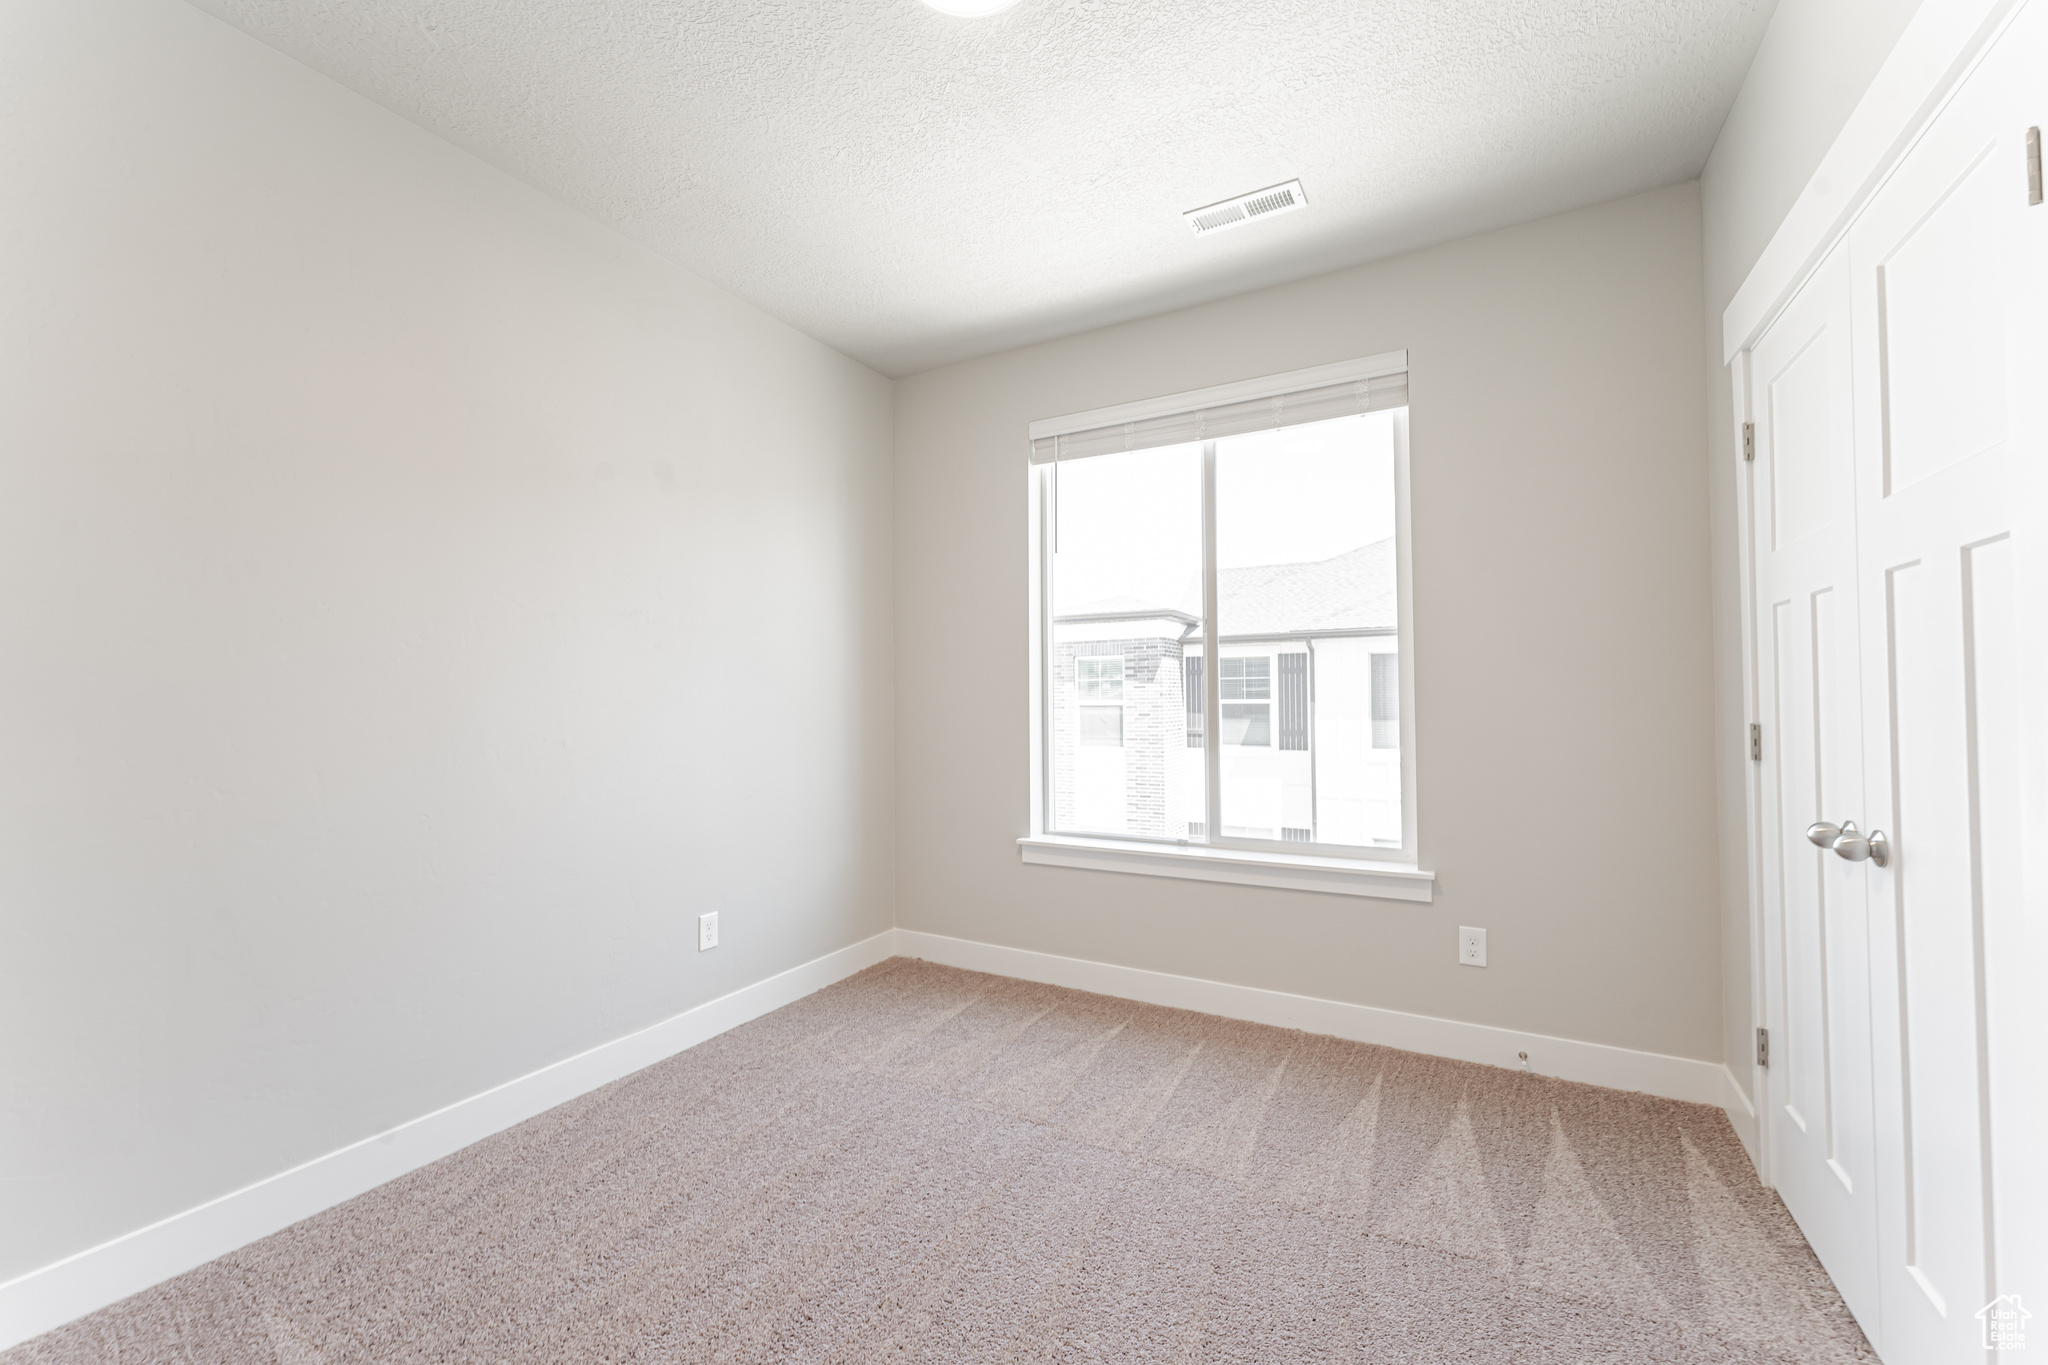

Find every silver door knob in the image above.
[1833,825,1890,868]
[1807,821,1843,848]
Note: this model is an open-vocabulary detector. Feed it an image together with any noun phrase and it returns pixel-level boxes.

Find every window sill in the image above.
[1018,836,1434,902]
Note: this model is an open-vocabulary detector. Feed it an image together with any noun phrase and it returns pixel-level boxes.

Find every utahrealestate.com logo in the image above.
[1978,1295,2031,1351]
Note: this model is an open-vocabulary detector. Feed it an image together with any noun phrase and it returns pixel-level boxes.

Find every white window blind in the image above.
[1029,361,1407,465]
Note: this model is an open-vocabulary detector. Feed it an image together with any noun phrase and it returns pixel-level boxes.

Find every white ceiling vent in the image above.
[1183,180,1307,236]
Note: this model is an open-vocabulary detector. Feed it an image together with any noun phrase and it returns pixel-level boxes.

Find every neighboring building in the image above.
[1049,538,1400,848]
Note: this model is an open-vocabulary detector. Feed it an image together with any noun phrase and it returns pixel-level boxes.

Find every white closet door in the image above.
[1846,4,2044,1359]
[1751,243,1883,1338]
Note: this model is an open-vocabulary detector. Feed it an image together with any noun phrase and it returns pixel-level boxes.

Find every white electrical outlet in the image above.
[698,911,719,952]
[1458,926,1487,967]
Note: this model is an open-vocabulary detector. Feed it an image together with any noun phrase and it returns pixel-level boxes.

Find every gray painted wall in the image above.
[0,0,895,1282]
[1698,0,1924,1090]
[894,184,1720,1064]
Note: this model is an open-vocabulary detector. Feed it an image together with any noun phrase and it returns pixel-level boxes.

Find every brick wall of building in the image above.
[1049,631,1189,835]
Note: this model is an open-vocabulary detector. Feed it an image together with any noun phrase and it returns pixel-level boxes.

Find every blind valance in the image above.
[1028,367,1407,465]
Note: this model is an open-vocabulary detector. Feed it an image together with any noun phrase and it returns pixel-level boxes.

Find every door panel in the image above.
[1879,139,2010,495]
[1771,334,1838,548]
[1845,7,2042,1357]
[1878,555,1986,1325]
[1750,244,1883,1337]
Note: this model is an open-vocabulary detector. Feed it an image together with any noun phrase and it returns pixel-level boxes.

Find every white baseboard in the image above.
[895,929,1732,1109]
[0,929,897,1353]
[1721,1061,1761,1172]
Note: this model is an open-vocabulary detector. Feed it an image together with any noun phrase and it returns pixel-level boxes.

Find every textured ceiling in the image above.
[187,0,1771,375]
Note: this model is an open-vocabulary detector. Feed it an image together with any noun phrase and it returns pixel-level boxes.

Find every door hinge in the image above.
[1757,1027,1770,1069]
[2028,127,2042,206]
[1750,722,1762,762]
[1742,421,1755,461]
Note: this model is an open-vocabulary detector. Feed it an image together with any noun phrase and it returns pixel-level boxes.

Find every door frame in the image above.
[1729,347,1770,1182]
[1724,0,2032,1192]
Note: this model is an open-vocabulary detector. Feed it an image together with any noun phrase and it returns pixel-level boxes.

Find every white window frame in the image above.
[1023,352,1432,902]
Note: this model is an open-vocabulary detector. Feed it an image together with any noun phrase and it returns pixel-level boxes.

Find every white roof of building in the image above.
[1217,538,1396,635]
[1059,538,1395,638]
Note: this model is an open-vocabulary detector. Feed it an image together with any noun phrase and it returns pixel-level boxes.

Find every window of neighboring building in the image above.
[1079,705,1124,746]
[1220,703,1269,746]
[1029,353,1415,863]
[1078,655,1124,701]
[1219,656,1270,746]
[1371,652,1399,750]
[1220,656,1269,700]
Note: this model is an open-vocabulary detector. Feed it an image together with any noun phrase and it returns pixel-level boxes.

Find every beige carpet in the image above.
[8,958,1875,1363]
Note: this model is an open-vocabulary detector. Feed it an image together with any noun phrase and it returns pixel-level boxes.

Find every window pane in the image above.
[1078,656,1124,701]
[1048,444,1205,838]
[1079,705,1123,746]
[1220,656,1270,699]
[1213,410,1403,848]
[1371,652,1399,749]
[1221,703,1270,746]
